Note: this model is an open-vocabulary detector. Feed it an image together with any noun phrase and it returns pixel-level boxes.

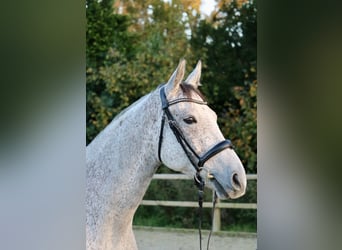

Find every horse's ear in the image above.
[185,60,202,89]
[165,59,186,96]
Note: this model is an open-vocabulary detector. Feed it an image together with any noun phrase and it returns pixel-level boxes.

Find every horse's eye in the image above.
[183,116,197,124]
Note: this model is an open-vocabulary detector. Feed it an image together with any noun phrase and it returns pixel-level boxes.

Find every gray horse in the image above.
[86,60,247,249]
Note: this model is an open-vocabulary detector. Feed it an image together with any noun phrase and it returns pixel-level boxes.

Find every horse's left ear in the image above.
[185,60,202,89]
[165,59,186,96]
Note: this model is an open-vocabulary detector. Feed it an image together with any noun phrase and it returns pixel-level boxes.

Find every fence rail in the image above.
[139,173,257,232]
[140,200,257,209]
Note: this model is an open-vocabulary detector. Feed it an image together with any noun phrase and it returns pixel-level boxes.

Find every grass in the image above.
[221,223,256,233]
[133,213,256,233]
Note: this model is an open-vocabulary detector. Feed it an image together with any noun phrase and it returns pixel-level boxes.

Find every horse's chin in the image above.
[208,178,245,200]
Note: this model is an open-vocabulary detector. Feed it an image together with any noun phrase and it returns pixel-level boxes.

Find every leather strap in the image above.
[198,140,234,168]
[158,85,234,174]
[157,85,234,250]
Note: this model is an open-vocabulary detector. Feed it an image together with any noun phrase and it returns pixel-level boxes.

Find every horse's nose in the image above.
[231,172,243,191]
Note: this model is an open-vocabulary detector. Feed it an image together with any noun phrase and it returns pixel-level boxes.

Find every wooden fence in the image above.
[140,174,257,232]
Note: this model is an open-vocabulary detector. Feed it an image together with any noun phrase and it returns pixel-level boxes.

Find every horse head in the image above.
[159,59,247,199]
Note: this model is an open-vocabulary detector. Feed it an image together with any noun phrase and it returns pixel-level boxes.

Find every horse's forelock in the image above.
[180,82,206,101]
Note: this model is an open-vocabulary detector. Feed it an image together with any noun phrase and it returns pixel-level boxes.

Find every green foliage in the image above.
[185,13,257,235]
[86,0,196,144]
[191,0,256,107]
[191,0,257,174]
[219,81,257,173]
[86,0,134,67]
[86,0,135,143]
[87,0,257,232]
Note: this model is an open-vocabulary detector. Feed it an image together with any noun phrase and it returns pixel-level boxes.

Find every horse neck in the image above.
[86,90,162,247]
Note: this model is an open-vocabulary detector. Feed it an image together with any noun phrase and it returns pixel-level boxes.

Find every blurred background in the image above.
[86,0,257,232]
[1,0,341,249]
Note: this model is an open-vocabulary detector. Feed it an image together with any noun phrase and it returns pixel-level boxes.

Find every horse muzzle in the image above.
[205,156,247,200]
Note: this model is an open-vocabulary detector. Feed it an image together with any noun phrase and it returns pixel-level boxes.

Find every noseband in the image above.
[157,85,234,250]
[158,86,234,186]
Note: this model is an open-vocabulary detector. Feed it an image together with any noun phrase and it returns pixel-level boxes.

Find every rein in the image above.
[157,86,234,249]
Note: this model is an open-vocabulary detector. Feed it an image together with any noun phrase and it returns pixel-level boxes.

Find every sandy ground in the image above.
[134,227,257,250]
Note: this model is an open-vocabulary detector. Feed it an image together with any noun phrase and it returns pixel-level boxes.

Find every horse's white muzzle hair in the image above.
[204,149,247,200]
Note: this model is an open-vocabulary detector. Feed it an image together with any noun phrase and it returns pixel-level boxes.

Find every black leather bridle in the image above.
[158,85,234,185]
[157,85,234,249]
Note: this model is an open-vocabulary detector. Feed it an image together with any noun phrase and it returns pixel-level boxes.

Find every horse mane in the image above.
[180,82,206,101]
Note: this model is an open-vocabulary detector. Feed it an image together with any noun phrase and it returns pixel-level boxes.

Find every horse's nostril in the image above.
[232,173,241,190]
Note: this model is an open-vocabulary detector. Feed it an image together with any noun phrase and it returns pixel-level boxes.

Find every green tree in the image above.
[86,0,135,144]
[88,0,197,144]
[86,0,257,232]
[191,0,257,172]
[189,0,257,230]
